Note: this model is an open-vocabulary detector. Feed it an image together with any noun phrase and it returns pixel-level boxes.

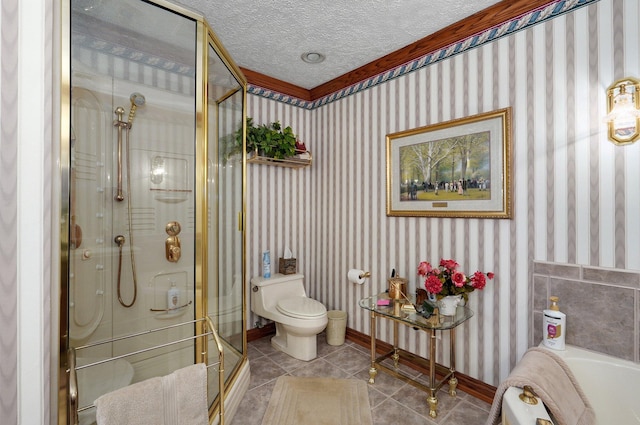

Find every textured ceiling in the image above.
[182,0,502,89]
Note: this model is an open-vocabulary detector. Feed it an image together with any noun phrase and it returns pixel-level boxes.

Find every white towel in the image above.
[94,363,208,425]
[486,347,595,425]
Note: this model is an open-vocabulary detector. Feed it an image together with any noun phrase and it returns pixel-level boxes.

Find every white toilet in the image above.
[251,273,328,361]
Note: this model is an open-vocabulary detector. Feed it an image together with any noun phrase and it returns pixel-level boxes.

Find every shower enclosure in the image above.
[59,0,247,423]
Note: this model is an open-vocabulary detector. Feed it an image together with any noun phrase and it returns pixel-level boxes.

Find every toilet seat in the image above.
[276,296,327,319]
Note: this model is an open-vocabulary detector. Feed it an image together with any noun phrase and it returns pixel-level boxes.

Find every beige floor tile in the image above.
[234,333,491,425]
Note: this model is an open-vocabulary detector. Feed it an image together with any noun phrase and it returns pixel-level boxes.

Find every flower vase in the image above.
[438,295,462,316]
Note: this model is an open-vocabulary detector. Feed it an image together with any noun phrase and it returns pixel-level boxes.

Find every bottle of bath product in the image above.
[543,296,566,350]
[263,250,271,278]
[167,280,179,312]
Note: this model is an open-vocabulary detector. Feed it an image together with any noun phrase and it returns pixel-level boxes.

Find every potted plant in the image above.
[236,117,297,160]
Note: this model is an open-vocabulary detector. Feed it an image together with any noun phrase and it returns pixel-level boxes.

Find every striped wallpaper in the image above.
[1,2,639,423]
[246,0,640,386]
[0,0,19,422]
[1,0,55,422]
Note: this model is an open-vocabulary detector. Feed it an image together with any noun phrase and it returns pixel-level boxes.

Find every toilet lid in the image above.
[276,296,327,319]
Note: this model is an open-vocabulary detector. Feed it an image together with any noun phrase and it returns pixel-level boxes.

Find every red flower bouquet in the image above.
[417,258,494,302]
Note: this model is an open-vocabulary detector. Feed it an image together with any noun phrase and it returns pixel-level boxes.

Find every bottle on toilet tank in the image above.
[262,250,271,278]
[543,296,566,350]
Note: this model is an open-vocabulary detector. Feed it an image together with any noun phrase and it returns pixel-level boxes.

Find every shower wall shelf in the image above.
[150,300,192,319]
[247,150,312,169]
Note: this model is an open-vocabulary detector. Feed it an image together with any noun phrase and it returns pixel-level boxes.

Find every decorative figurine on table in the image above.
[426,308,441,326]
[416,288,435,316]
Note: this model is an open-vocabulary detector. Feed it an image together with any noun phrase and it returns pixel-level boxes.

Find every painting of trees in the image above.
[387,107,511,218]
[399,130,490,189]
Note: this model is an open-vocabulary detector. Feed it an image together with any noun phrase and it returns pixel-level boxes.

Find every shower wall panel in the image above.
[70,68,197,381]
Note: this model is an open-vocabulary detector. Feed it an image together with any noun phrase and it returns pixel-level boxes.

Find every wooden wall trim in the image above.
[241,67,312,102]
[310,0,553,99]
[247,322,276,342]
[243,0,554,103]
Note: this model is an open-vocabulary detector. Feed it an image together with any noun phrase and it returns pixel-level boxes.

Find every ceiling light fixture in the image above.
[301,52,325,64]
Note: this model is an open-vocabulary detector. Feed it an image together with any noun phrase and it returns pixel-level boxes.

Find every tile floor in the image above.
[230,332,492,425]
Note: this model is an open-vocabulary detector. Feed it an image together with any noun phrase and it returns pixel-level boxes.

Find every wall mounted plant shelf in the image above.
[247,149,312,169]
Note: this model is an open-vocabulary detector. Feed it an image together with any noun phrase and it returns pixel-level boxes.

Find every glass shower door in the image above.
[68,0,199,422]
[63,1,247,423]
[206,37,246,407]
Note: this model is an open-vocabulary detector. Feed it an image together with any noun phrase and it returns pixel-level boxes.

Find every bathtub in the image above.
[503,344,640,425]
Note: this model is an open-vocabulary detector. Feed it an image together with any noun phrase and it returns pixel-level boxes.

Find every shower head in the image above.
[127,92,146,127]
[130,92,146,107]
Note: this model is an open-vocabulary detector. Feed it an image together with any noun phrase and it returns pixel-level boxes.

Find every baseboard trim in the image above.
[247,323,275,342]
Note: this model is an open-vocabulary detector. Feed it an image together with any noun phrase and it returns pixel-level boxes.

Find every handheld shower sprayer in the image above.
[112,91,145,307]
[127,92,146,128]
[114,93,145,202]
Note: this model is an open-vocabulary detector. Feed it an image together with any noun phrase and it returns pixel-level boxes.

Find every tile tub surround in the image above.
[233,332,491,425]
[531,261,640,362]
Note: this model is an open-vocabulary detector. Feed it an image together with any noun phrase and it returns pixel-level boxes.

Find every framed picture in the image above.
[386,107,512,218]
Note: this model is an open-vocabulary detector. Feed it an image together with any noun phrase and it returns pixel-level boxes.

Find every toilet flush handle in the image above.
[252,286,259,292]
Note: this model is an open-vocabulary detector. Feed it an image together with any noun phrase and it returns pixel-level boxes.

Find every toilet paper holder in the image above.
[347,269,371,284]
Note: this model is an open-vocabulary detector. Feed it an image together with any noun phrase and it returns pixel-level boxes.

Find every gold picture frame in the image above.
[386,107,512,218]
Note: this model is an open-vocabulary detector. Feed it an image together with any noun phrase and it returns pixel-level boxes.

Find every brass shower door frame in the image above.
[57,1,248,424]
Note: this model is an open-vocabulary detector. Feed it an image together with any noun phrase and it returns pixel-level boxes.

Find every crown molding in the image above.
[240,67,312,102]
[309,0,557,100]
[245,0,596,108]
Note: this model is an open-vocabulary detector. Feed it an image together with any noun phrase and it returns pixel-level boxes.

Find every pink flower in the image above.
[452,271,466,287]
[424,275,443,294]
[470,271,486,290]
[487,272,495,279]
[440,258,458,270]
[417,261,432,276]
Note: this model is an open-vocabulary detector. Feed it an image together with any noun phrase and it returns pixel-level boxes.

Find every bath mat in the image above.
[261,376,372,425]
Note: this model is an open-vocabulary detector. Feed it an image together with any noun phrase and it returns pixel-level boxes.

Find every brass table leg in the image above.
[427,395,439,419]
[449,327,458,397]
[448,376,458,397]
[392,320,400,368]
[368,310,377,384]
[428,329,438,418]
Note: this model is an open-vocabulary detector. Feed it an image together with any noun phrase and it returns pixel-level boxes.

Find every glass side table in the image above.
[358,292,473,418]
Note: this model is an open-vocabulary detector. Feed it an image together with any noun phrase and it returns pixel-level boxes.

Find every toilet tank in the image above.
[251,273,307,312]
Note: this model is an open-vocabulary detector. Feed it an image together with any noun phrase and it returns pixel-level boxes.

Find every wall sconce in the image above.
[604,77,640,145]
